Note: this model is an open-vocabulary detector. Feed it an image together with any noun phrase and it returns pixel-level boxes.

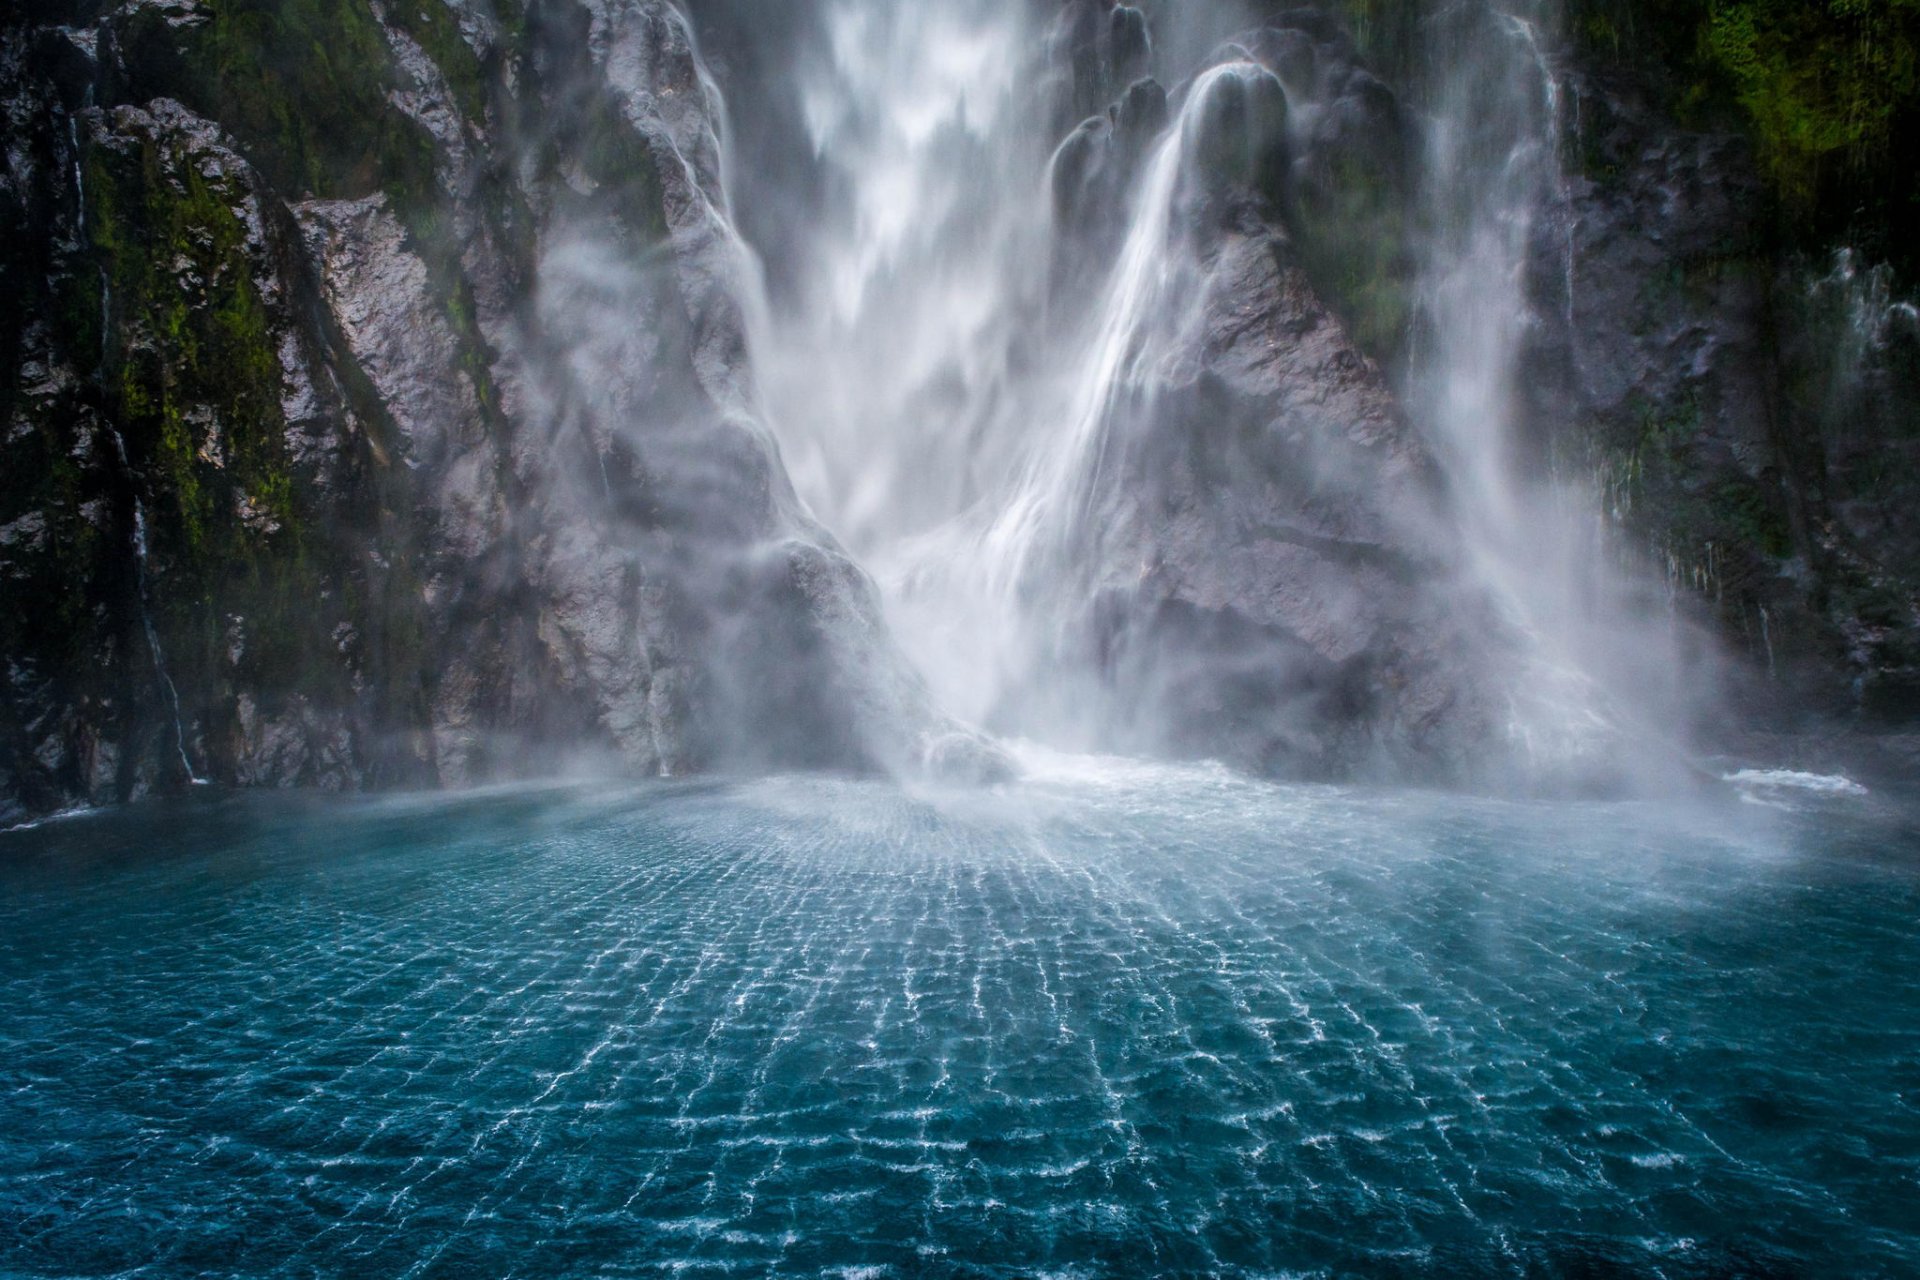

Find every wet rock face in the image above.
[1775,254,1920,723]
[1524,68,1920,729]
[1245,19,1416,362]
[3,83,419,810]
[0,0,969,819]
[1033,37,1503,784]
[1049,0,1153,135]
[1080,218,1500,781]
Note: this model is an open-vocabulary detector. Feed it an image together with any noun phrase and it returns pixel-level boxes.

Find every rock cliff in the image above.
[5,0,1917,820]
[0,0,983,825]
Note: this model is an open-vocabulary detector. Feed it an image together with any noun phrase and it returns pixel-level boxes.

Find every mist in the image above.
[671,0,1723,794]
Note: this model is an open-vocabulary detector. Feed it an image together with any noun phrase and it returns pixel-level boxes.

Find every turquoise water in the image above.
[2,757,1917,1277]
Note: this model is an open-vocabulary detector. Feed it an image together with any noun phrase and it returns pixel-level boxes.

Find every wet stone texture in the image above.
[0,0,968,821]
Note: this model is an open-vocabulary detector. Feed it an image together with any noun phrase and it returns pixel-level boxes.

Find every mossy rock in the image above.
[1568,0,1920,278]
[72,109,401,770]
[1290,146,1415,362]
[109,0,432,203]
[382,0,489,123]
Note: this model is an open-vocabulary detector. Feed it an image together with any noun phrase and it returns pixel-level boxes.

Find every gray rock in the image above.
[0,0,979,821]
[1018,54,1503,783]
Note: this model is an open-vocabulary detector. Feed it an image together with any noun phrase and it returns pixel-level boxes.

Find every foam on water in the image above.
[1724,769,1871,798]
[1,779,1915,1276]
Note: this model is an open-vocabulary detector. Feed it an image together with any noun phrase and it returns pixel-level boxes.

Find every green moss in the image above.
[78,121,380,722]
[85,142,258,553]
[383,0,488,122]
[1639,391,1703,453]
[1600,390,1796,599]
[390,200,512,447]
[1291,150,1415,363]
[1332,0,1424,87]
[115,0,435,201]
[1569,0,1920,275]
[113,0,526,481]
[1708,0,1918,212]
[574,92,670,240]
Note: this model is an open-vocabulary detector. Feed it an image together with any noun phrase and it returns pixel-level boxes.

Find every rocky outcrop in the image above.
[0,0,984,824]
[1028,29,1505,783]
[1072,212,1503,781]
[1231,14,1418,361]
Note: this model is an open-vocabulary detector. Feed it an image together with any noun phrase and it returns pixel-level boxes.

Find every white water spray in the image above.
[750,15,1294,733]
[945,62,1284,727]
[720,0,1713,784]
[980,67,1255,594]
[754,0,1045,559]
[1409,0,1705,778]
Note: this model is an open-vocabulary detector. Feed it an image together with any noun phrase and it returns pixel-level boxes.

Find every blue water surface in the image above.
[2,757,1917,1277]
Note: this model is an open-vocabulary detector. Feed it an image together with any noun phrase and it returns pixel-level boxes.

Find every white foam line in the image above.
[1723,769,1869,797]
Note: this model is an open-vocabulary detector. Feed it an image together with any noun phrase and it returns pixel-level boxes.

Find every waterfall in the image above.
[981,64,1265,591]
[1415,1,1589,752]
[1810,247,1920,450]
[711,0,1712,784]
[68,115,84,237]
[1408,0,1702,777]
[956,62,1287,726]
[103,429,205,787]
[738,0,1313,736]
[752,0,1044,557]
[742,0,1051,728]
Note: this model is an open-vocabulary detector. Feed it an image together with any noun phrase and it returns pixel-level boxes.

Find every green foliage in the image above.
[1706,0,1919,214]
[115,0,437,201]
[1291,149,1415,362]
[1569,0,1920,271]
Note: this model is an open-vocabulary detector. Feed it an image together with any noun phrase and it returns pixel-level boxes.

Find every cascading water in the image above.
[737,0,1056,730]
[103,428,204,787]
[1406,0,1708,780]
[756,0,1044,556]
[719,0,1713,785]
[1808,247,1920,454]
[974,85,1194,589]
[951,61,1290,734]
[1411,2,1602,761]
[743,5,1330,746]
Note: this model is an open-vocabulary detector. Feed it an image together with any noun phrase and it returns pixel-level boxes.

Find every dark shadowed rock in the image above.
[1524,67,1920,739]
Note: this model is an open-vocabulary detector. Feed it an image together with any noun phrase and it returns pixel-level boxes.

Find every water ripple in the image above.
[1,768,1916,1277]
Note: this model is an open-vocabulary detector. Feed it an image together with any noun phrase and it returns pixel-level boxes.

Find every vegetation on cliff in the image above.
[1568,0,1920,275]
